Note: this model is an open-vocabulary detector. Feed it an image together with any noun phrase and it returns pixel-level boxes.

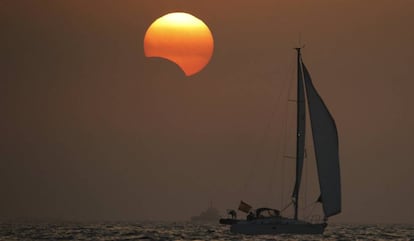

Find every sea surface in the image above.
[0,221,413,241]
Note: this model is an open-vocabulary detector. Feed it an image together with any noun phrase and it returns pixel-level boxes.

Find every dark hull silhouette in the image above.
[230,217,327,235]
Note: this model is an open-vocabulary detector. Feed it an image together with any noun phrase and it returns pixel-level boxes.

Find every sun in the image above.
[144,12,214,76]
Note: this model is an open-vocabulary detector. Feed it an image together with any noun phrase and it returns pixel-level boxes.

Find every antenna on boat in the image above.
[294,33,306,52]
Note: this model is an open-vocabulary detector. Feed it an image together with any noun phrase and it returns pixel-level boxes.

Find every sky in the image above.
[1,0,414,223]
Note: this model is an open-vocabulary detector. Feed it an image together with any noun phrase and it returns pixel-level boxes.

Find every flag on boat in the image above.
[238,200,252,213]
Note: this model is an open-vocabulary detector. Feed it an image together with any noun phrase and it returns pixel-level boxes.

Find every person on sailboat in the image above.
[227,209,237,219]
[246,211,256,221]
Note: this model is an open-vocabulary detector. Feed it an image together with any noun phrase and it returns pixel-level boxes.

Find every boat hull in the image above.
[230,219,327,235]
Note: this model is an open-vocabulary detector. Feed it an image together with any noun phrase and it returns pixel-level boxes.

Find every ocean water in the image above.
[0,221,413,241]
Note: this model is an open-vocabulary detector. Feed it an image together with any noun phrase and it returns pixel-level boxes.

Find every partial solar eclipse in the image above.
[144,12,214,76]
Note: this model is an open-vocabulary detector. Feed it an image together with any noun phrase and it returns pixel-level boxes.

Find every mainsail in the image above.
[291,49,306,220]
[302,62,341,217]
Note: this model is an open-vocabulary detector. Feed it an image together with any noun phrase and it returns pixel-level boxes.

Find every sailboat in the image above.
[229,48,341,235]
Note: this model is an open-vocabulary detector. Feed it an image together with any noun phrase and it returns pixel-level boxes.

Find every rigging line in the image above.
[304,201,318,220]
[280,200,293,213]
[280,52,296,209]
[267,55,297,207]
[302,199,319,210]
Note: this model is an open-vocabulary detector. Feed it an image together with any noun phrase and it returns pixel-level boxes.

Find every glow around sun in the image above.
[144,12,214,76]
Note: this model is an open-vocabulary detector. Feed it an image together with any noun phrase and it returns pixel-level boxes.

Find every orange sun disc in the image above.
[144,12,214,76]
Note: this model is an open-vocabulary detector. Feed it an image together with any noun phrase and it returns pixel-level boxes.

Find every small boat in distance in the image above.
[190,202,220,223]
[228,47,341,235]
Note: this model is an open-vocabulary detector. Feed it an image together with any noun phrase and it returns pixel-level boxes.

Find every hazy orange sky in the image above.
[1,0,414,223]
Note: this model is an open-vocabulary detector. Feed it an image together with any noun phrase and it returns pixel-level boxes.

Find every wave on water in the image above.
[1,221,413,240]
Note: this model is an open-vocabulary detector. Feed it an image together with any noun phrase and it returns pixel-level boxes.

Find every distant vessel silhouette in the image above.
[224,48,341,235]
[191,202,220,223]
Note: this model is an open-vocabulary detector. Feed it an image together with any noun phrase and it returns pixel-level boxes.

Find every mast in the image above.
[292,48,306,220]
